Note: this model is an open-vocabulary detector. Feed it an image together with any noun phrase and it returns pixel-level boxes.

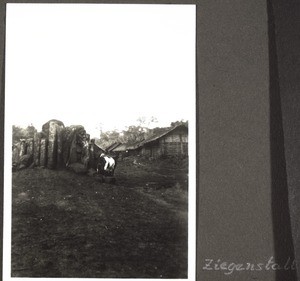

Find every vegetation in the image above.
[97,118,188,148]
[12,118,188,149]
[12,125,37,143]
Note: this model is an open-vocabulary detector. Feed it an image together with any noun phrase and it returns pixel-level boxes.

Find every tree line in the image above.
[97,119,188,148]
[12,119,188,148]
[12,125,37,143]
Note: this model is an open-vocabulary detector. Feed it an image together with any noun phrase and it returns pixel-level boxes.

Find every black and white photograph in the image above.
[3,3,196,280]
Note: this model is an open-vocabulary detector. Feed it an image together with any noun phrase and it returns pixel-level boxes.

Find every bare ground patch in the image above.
[11,157,188,278]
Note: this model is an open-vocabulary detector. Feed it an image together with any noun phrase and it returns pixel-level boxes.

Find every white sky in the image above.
[5,4,195,138]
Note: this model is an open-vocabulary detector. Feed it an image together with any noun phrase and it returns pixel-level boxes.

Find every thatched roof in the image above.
[112,140,143,152]
[111,124,188,152]
[105,142,123,152]
[142,124,188,145]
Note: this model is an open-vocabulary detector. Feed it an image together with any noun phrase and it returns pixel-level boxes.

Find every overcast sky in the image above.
[5,4,195,138]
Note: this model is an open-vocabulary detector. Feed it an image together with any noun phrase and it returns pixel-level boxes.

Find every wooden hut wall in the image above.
[141,127,188,158]
[127,147,141,157]
[141,141,158,158]
[160,139,188,156]
[162,127,188,157]
[160,134,188,156]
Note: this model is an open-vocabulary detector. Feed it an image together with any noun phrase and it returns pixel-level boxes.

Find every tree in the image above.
[170,120,188,127]
[12,126,24,142]
[137,116,158,128]
[12,124,37,143]
[24,125,37,138]
[98,130,121,148]
[121,125,148,144]
[97,118,187,148]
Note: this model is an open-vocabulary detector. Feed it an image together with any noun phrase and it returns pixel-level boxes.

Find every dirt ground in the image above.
[11,156,188,278]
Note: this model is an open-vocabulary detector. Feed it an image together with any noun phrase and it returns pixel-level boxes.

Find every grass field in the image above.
[11,157,188,278]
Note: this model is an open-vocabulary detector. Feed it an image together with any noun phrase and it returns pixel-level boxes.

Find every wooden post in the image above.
[19,139,26,157]
[56,125,64,168]
[39,138,47,168]
[26,138,34,158]
[33,132,40,166]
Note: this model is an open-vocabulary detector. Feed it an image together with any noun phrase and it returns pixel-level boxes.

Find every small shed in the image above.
[140,124,188,158]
